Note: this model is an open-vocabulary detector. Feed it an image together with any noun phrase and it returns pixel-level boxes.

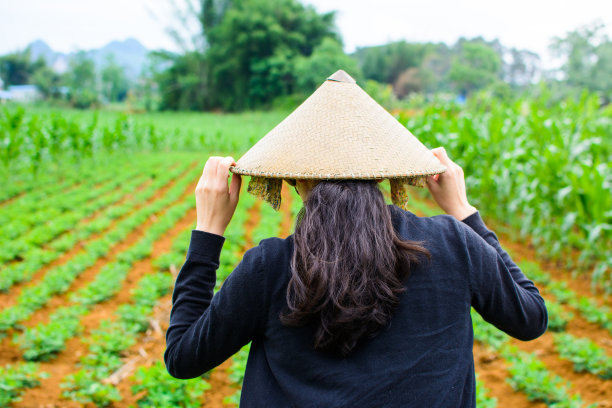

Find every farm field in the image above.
[1,98,611,407]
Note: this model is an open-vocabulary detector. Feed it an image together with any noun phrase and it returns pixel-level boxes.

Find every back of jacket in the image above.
[164,206,548,408]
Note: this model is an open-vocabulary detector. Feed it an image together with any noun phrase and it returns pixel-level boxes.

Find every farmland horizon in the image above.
[1,0,610,70]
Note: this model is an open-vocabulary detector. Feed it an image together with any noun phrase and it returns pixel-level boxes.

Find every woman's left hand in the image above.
[195,156,242,236]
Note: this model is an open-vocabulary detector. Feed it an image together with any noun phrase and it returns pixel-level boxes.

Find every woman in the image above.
[165,72,547,407]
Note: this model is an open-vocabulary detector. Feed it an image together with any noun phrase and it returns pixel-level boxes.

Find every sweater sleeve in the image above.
[460,212,548,341]
[164,230,266,379]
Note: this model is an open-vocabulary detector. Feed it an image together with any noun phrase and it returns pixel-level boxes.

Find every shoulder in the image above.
[388,204,468,241]
[254,235,294,268]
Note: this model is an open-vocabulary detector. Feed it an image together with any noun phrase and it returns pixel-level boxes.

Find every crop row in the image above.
[2,196,196,406]
[0,159,193,293]
[0,156,171,264]
[402,91,612,288]
[0,154,163,241]
[518,261,612,335]
[1,107,165,173]
[471,310,602,407]
[12,197,194,361]
[60,209,193,406]
[0,164,200,333]
[59,197,212,406]
[0,151,140,205]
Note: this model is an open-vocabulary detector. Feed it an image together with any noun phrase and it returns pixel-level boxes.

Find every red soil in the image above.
[12,186,198,408]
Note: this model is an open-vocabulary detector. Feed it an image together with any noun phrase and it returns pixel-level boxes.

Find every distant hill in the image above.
[28,38,149,80]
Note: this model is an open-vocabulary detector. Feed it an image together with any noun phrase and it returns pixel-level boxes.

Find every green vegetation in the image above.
[405,92,612,287]
[554,333,612,379]
[132,361,210,408]
[0,363,48,406]
[502,346,590,407]
[475,375,497,408]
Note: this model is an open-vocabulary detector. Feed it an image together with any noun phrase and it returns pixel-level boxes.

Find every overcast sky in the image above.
[1,0,610,66]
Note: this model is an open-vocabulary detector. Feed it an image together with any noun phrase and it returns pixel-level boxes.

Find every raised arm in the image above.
[164,231,266,379]
[164,156,267,379]
[426,147,547,340]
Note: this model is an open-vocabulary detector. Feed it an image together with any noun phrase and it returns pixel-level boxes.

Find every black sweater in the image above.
[165,206,547,407]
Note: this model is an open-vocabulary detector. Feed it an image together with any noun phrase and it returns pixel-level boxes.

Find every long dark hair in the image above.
[281,180,430,356]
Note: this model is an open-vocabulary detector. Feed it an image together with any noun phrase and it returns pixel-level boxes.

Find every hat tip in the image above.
[327,69,356,84]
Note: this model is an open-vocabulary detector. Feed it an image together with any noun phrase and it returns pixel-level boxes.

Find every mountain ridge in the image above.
[28,38,149,80]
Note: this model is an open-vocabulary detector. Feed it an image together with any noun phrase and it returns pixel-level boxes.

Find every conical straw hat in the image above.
[230,69,446,210]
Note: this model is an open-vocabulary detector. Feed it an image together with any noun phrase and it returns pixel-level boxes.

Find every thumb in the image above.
[229,173,242,205]
[426,175,441,193]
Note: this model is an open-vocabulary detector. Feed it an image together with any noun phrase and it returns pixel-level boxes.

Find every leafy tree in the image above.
[0,48,45,87]
[448,42,501,95]
[100,54,129,102]
[550,22,612,100]
[205,0,338,110]
[154,50,209,111]
[393,67,424,99]
[67,51,98,109]
[294,38,363,93]
[354,41,431,85]
[504,48,540,88]
[31,65,63,98]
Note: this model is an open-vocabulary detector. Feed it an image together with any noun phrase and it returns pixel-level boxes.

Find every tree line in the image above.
[1,0,610,111]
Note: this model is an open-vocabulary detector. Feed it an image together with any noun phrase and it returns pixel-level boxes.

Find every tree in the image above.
[205,0,338,110]
[101,54,129,102]
[503,48,540,88]
[154,50,210,110]
[67,51,98,108]
[448,42,501,95]
[31,65,62,98]
[550,22,612,100]
[393,67,423,99]
[0,48,45,87]
[294,38,362,93]
[354,41,431,85]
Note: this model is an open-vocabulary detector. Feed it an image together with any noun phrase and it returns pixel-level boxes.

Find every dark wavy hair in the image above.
[281,180,430,356]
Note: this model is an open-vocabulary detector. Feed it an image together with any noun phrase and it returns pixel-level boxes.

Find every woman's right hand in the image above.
[426,147,477,221]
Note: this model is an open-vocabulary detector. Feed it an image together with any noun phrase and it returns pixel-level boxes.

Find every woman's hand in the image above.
[195,156,242,236]
[426,147,477,221]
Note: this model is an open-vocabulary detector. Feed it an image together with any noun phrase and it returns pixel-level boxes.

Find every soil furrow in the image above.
[13,202,198,408]
[511,333,612,406]
[0,177,152,276]
[17,180,196,331]
[0,162,196,309]
[473,342,545,407]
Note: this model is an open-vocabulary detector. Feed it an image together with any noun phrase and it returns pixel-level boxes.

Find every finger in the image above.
[204,156,222,179]
[431,147,453,167]
[425,175,440,192]
[229,173,242,204]
[214,156,236,189]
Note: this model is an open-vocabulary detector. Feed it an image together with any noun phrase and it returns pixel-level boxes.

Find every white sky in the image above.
[0,0,610,67]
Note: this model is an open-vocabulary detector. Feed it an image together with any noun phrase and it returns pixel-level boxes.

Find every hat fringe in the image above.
[247,177,282,210]
[247,176,428,212]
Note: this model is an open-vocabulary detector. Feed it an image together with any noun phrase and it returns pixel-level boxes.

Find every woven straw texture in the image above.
[230,70,446,180]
